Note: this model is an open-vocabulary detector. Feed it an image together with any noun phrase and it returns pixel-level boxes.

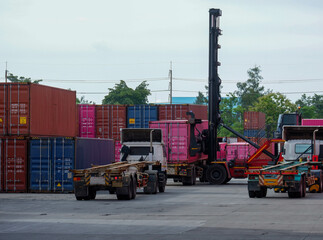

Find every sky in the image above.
[0,0,322,104]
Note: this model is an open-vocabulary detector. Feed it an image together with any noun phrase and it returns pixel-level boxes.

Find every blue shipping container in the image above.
[244,129,266,138]
[127,105,158,128]
[29,138,75,192]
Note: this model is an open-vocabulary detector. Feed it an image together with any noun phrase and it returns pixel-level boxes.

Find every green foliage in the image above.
[251,92,296,135]
[76,96,94,104]
[7,73,42,84]
[194,91,208,105]
[296,94,323,118]
[235,66,266,110]
[102,80,151,104]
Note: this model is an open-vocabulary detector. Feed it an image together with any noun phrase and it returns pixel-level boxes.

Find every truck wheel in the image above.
[144,171,158,194]
[255,190,263,198]
[206,164,227,185]
[319,174,323,193]
[302,176,306,198]
[158,173,166,193]
[89,189,96,200]
[261,187,267,197]
[116,179,133,200]
[131,176,137,199]
[192,168,196,185]
[76,196,83,201]
[182,176,193,186]
[248,191,256,198]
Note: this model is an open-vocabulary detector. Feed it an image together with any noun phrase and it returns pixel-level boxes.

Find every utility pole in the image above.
[168,61,173,104]
[5,61,8,83]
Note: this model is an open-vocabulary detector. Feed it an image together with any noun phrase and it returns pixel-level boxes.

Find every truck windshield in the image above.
[295,144,312,154]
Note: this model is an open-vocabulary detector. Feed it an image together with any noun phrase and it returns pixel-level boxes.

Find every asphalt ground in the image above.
[1,179,323,240]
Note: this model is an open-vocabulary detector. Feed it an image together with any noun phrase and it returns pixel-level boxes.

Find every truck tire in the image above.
[131,176,137,200]
[288,177,304,198]
[182,176,193,186]
[76,196,83,201]
[89,189,96,200]
[158,172,166,193]
[248,191,256,198]
[206,164,227,185]
[302,175,306,198]
[144,171,158,194]
[319,173,323,193]
[116,178,133,200]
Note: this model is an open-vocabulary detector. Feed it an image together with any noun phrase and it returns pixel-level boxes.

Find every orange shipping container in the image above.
[158,104,207,120]
[243,112,266,130]
[0,83,77,137]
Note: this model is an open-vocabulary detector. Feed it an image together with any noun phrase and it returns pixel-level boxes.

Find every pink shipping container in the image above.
[217,142,227,160]
[95,105,127,141]
[158,104,207,121]
[226,143,258,166]
[149,120,208,164]
[0,83,77,137]
[244,112,266,130]
[0,138,28,192]
[78,104,96,138]
[115,140,122,162]
[302,119,323,126]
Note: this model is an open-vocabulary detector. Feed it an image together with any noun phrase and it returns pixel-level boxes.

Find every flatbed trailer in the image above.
[247,160,323,198]
[71,160,165,200]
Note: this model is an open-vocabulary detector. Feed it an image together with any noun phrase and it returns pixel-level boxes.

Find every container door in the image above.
[3,139,28,192]
[52,138,75,192]
[127,105,142,128]
[7,84,30,136]
[0,84,7,135]
[168,122,188,163]
[95,105,111,138]
[79,105,96,138]
[0,139,3,192]
[111,105,126,141]
[29,138,52,192]
[143,106,158,128]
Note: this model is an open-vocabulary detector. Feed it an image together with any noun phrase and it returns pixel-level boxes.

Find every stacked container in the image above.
[0,83,77,193]
[127,105,158,128]
[158,104,207,121]
[78,104,96,138]
[95,105,126,141]
[302,119,323,126]
[243,112,266,138]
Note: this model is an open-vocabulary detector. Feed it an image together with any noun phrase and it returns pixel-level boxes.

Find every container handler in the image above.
[72,128,167,200]
[247,126,323,198]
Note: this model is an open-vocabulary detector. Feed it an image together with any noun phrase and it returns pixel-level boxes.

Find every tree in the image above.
[235,66,266,110]
[76,96,94,104]
[296,94,323,118]
[102,80,151,104]
[194,86,208,105]
[7,73,42,84]
[251,92,296,136]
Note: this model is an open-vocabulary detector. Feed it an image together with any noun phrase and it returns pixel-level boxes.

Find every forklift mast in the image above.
[208,9,222,163]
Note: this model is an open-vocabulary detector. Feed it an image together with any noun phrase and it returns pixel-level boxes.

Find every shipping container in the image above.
[29,137,74,192]
[127,105,158,128]
[0,138,28,192]
[217,142,227,160]
[149,120,208,164]
[158,104,207,121]
[243,112,266,130]
[0,139,2,192]
[302,119,323,126]
[75,138,114,169]
[243,129,266,138]
[78,104,96,138]
[0,83,77,137]
[115,141,122,163]
[96,105,126,141]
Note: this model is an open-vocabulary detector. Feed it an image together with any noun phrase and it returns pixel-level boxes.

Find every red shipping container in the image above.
[78,104,96,138]
[302,119,323,126]
[244,112,266,130]
[158,104,207,121]
[0,83,77,137]
[0,138,28,192]
[95,105,126,141]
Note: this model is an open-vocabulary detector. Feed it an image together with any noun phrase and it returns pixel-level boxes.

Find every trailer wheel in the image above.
[158,173,166,193]
[89,189,96,200]
[182,176,193,186]
[131,176,137,200]
[261,187,267,197]
[206,164,227,185]
[116,179,133,200]
[318,173,323,193]
[248,191,256,198]
[76,197,83,201]
[302,175,306,198]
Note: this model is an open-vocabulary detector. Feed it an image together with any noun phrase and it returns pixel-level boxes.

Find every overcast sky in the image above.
[0,0,322,104]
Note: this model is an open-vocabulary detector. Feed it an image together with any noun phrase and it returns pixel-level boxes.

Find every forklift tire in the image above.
[248,191,256,198]
[223,177,232,184]
[206,164,227,185]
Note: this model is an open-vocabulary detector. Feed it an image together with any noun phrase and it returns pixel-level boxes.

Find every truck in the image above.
[72,128,167,200]
[247,126,323,198]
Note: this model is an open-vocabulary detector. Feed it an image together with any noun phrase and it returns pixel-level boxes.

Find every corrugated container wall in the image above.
[75,138,114,169]
[78,104,96,138]
[149,120,208,164]
[115,141,122,163]
[158,104,207,121]
[29,138,74,192]
[302,119,323,126]
[243,129,266,138]
[0,83,77,137]
[127,105,158,128]
[95,105,126,141]
[243,112,266,130]
[0,138,28,192]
